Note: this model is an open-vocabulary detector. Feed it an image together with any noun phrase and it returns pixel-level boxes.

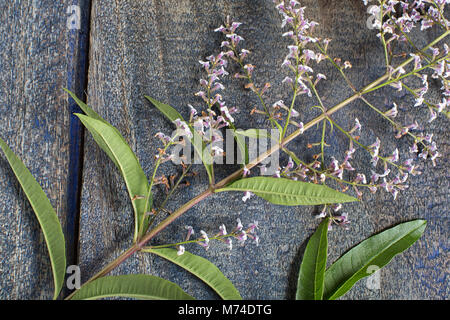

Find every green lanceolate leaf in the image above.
[146,248,242,300]
[296,217,330,300]
[145,95,214,183]
[75,114,149,242]
[0,137,66,300]
[216,177,358,206]
[66,89,133,169]
[323,219,427,300]
[65,89,105,123]
[70,274,194,300]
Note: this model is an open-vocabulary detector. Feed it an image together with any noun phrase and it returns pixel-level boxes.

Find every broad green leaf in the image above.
[146,248,242,300]
[323,219,427,300]
[0,137,66,300]
[75,114,149,242]
[70,274,194,300]
[216,177,358,206]
[145,95,213,183]
[296,218,329,300]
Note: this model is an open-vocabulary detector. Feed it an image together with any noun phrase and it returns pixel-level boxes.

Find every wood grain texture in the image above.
[79,0,449,299]
[0,1,88,299]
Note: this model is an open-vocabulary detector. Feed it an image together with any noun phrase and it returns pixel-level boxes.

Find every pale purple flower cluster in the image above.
[317,204,350,230]
[166,50,239,160]
[365,0,450,36]
[175,219,260,255]
[364,0,449,119]
[273,1,326,93]
[195,52,239,134]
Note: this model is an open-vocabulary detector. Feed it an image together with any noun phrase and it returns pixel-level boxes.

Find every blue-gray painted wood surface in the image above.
[0,1,89,299]
[78,0,449,300]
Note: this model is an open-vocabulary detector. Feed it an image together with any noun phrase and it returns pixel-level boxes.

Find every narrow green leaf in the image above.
[0,137,66,300]
[147,248,242,300]
[70,274,194,300]
[66,90,152,238]
[324,219,427,300]
[66,89,133,168]
[65,88,106,123]
[145,95,214,183]
[296,218,329,300]
[75,114,149,242]
[216,177,358,206]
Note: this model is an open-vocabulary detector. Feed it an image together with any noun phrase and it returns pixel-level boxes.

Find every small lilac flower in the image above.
[224,238,233,250]
[316,207,327,219]
[368,137,381,157]
[297,122,305,134]
[240,49,250,59]
[188,104,197,117]
[214,25,226,33]
[177,245,185,256]
[286,157,294,170]
[198,230,210,250]
[317,73,327,81]
[384,103,398,118]
[371,168,390,183]
[155,132,172,145]
[390,81,403,91]
[218,224,227,236]
[242,191,253,202]
[354,173,367,184]
[282,76,293,85]
[303,49,316,62]
[237,230,248,244]
[185,225,195,241]
[247,221,258,234]
[173,119,193,139]
[198,60,210,70]
[428,109,437,123]
[350,118,361,134]
[236,218,243,231]
[230,22,242,32]
[387,148,399,163]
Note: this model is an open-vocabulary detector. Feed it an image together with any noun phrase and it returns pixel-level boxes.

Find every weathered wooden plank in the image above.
[0,1,89,299]
[79,0,449,299]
